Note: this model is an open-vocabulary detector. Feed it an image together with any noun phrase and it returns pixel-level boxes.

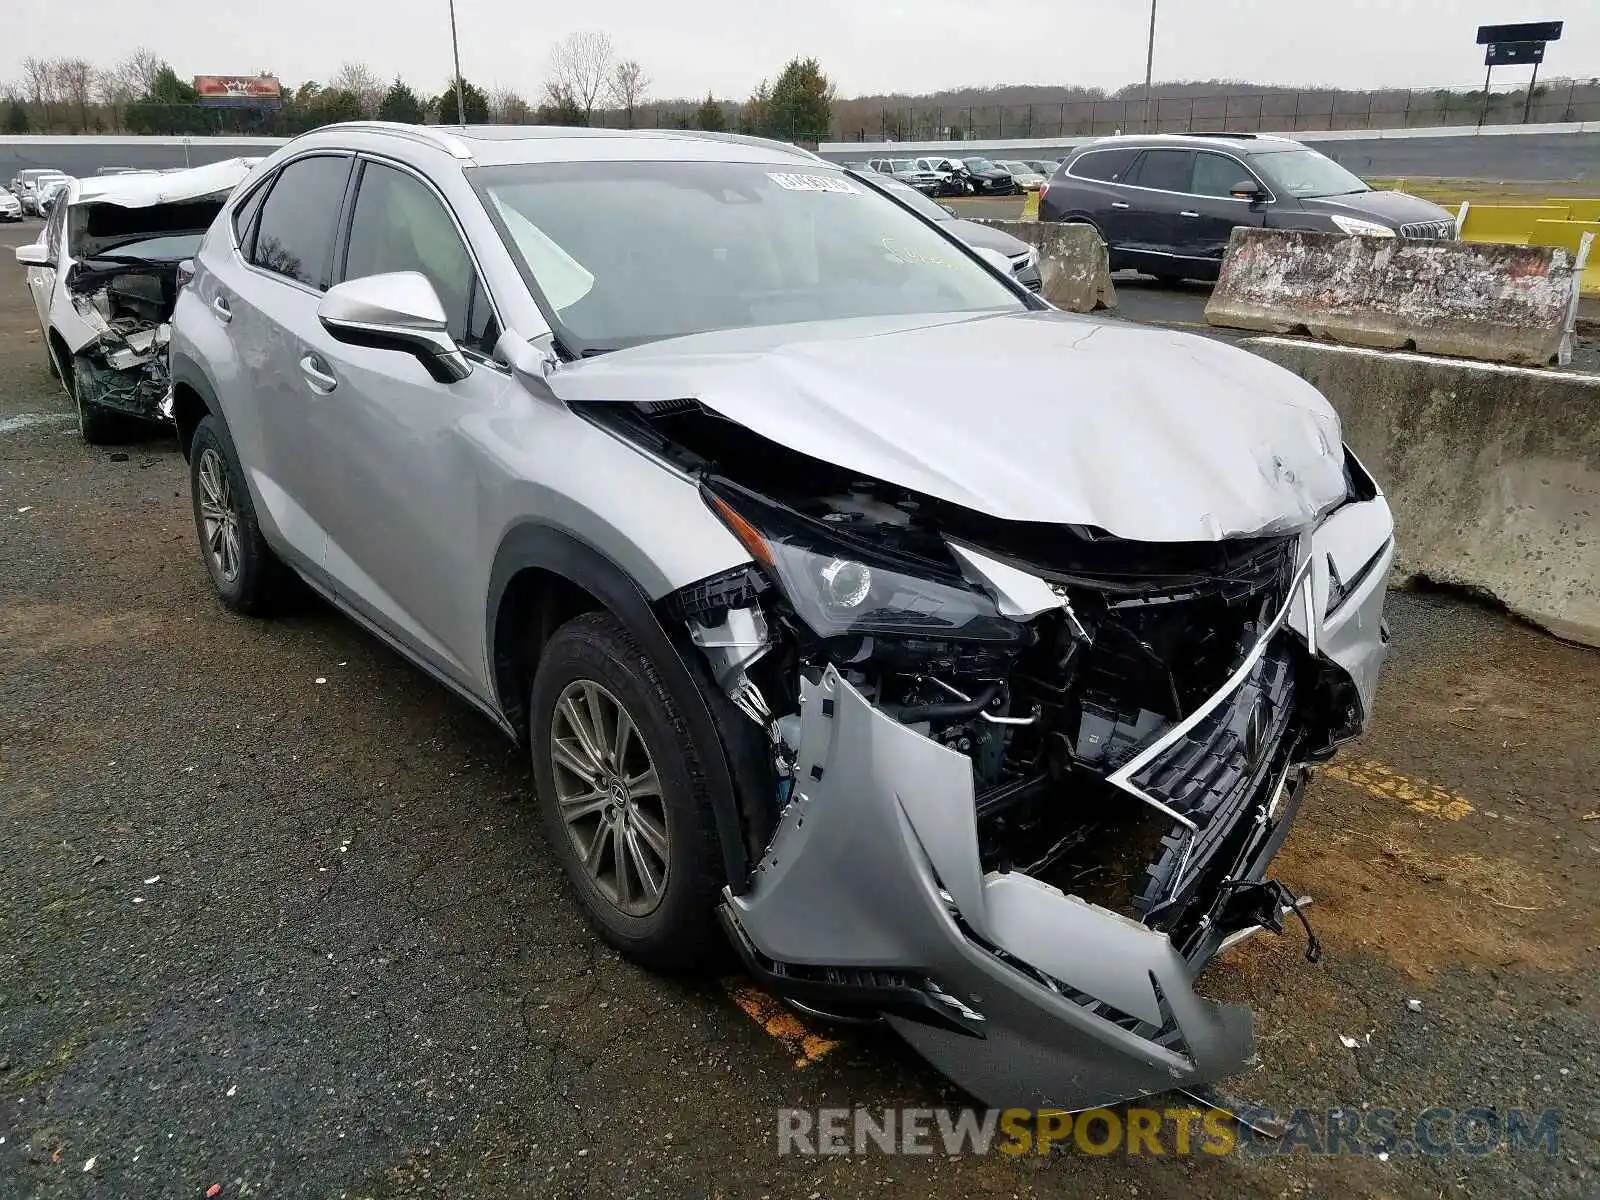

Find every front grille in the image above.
[1399,218,1456,240]
[1024,277,1043,292]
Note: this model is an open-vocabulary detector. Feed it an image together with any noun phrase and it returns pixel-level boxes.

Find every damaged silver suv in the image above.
[169,123,1395,1110]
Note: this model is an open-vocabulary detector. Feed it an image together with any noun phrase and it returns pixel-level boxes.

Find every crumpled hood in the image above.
[549,310,1349,542]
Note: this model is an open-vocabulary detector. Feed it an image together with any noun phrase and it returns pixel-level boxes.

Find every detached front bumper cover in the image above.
[723,665,1263,1109]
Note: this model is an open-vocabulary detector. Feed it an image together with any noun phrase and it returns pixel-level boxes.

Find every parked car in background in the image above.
[870,175,1042,291]
[1024,159,1060,178]
[1038,133,1458,283]
[910,157,970,197]
[13,158,257,442]
[0,190,21,222]
[865,158,943,195]
[37,177,73,217]
[166,122,1392,1114]
[996,160,1048,191]
[947,156,1017,195]
[16,170,71,215]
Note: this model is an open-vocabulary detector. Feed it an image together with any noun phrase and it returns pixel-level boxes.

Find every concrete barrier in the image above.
[979,220,1116,312]
[1206,227,1587,367]
[1247,336,1600,648]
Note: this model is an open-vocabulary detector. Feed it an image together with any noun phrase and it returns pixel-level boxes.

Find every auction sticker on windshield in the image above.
[767,173,859,194]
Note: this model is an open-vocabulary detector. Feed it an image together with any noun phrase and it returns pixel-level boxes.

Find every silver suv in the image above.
[169,122,1395,1111]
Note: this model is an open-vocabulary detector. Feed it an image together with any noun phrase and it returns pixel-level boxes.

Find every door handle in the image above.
[299,353,338,394]
[211,294,231,324]
[1179,210,1201,218]
[1110,201,1131,210]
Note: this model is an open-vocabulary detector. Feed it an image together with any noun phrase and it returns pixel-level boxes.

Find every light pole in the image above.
[1143,0,1158,133]
[448,0,466,125]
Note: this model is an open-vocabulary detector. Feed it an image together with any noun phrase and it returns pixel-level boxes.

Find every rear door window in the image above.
[249,154,352,289]
[1129,149,1194,193]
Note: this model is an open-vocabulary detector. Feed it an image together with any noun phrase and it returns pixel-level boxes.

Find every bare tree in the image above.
[489,86,533,123]
[54,58,97,131]
[548,31,614,123]
[607,59,649,127]
[20,56,53,127]
[329,61,384,117]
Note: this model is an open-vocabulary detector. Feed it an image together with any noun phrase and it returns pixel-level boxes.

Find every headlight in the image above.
[1329,214,1396,237]
[704,485,1025,644]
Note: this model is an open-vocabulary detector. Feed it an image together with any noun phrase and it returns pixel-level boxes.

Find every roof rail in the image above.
[317,121,475,160]
[1182,131,1259,139]
[655,128,825,163]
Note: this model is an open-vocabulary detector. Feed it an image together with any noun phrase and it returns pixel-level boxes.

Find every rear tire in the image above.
[529,611,725,971]
[188,414,291,615]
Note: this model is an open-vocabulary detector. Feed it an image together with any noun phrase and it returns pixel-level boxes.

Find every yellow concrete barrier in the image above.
[1456,203,1570,245]
[1020,189,1039,221]
[1528,219,1600,295]
[1548,198,1600,223]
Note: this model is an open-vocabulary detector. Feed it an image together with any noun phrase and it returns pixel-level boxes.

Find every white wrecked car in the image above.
[15,158,256,443]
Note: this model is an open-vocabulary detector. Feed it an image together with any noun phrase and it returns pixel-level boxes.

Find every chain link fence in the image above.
[833,80,1600,143]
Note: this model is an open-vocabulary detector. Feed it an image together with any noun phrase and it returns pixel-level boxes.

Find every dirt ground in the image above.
[0,219,1596,1199]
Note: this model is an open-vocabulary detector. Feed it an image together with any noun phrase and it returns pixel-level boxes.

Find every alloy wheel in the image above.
[196,447,242,584]
[549,679,669,917]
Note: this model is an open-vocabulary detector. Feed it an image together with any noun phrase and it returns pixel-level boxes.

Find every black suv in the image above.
[1038,134,1457,283]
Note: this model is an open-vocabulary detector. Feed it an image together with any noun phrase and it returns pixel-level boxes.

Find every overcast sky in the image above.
[6,0,1595,100]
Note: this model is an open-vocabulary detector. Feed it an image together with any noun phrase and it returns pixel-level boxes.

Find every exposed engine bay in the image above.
[63,191,227,421]
[604,399,1379,958]
[67,263,177,417]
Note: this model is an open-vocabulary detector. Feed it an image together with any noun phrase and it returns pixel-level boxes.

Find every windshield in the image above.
[999,162,1033,175]
[474,160,1022,355]
[888,159,919,173]
[963,158,998,172]
[1252,149,1370,198]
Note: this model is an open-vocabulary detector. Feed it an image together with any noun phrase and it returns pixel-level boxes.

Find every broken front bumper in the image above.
[721,512,1394,1110]
[723,666,1262,1109]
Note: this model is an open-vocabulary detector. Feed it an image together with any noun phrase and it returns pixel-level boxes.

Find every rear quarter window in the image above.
[1068,148,1141,183]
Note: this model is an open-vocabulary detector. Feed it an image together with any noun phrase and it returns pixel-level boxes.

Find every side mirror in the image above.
[317,271,470,384]
[1230,179,1267,202]
[14,242,50,267]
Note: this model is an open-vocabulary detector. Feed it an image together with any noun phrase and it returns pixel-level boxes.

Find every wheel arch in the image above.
[487,522,757,892]
[168,354,221,460]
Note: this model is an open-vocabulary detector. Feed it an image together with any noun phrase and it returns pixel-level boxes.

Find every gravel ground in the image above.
[0,224,1596,1199]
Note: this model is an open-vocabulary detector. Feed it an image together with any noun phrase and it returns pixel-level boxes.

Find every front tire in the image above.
[55,345,124,445]
[530,612,725,971]
[188,414,290,615]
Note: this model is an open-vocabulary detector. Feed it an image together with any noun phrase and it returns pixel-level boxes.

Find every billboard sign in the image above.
[193,75,283,107]
[1475,21,1563,45]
